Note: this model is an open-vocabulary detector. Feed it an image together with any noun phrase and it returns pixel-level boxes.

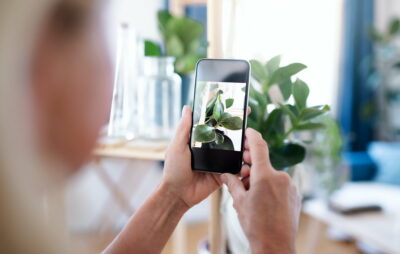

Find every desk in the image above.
[303,183,400,254]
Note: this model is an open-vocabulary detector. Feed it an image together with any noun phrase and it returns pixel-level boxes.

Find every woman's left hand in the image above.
[161,106,222,209]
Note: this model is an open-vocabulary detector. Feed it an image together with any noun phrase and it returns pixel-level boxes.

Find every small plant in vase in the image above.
[222,56,330,254]
[144,10,207,106]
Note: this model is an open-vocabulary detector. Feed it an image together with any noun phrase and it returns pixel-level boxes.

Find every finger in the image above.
[211,172,223,186]
[245,128,272,176]
[243,150,251,164]
[172,106,192,147]
[246,106,252,116]
[240,164,250,178]
[244,139,249,150]
[242,176,250,190]
[220,173,245,200]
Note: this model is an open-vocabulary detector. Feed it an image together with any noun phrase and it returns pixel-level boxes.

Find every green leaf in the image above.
[300,105,330,121]
[279,79,292,101]
[206,90,222,117]
[249,86,268,109]
[220,116,243,130]
[144,40,161,56]
[166,17,203,47]
[266,55,281,73]
[389,19,400,36]
[296,122,325,130]
[269,63,307,85]
[250,60,269,83]
[368,27,384,42]
[193,124,216,143]
[247,118,257,129]
[157,10,173,36]
[213,95,224,121]
[269,143,306,170]
[226,98,234,108]
[262,108,285,143]
[220,112,233,121]
[175,53,202,74]
[279,104,297,124]
[288,104,300,117]
[261,80,270,93]
[292,78,309,110]
[248,98,259,126]
[166,35,184,57]
[215,133,224,144]
[208,134,234,150]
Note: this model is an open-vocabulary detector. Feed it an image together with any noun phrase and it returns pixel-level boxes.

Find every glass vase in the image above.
[108,23,141,140]
[137,56,182,140]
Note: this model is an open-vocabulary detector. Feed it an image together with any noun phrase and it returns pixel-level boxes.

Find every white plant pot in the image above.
[219,166,308,254]
[220,186,251,254]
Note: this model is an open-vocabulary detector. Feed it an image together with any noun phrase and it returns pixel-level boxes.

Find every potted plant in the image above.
[219,56,330,254]
[144,10,207,107]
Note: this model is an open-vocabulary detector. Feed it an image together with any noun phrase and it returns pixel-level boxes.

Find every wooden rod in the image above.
[207,1,226,253]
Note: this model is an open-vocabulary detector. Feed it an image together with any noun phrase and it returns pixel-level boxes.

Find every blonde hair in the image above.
[0,0,75,252]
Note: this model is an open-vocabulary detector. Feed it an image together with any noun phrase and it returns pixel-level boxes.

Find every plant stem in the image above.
[281,127,294,141]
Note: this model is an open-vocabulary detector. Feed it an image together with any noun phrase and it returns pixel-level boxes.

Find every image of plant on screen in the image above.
[192,83,245,151]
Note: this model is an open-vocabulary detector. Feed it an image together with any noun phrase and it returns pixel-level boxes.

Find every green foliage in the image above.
[248,57,330,170]
[193,89,243,150]
[144,10,206,75]
[144,40,161,56]
[369,18,400,44]
[226,98,234,108]
[193,124,216,143]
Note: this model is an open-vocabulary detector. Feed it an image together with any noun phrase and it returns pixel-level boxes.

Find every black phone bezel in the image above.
[189,58,250,174]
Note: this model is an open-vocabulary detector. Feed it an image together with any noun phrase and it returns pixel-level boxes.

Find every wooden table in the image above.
[303,183,400,254]
[93,138,188,254]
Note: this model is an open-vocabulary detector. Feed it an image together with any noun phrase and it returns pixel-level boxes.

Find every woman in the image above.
[0,0,301,253]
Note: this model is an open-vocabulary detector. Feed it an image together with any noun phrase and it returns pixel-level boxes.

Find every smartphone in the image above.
[190,59,250,174]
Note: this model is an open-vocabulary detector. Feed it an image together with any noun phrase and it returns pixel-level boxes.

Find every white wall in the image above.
[111,0,163,41]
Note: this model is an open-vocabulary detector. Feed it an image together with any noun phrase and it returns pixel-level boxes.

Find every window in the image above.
[222,0,344,113]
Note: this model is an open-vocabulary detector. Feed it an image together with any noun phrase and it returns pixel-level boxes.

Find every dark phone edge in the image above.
[189,58,251,174]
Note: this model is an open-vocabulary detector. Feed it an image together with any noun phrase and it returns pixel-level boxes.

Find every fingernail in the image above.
[181,106,187,116]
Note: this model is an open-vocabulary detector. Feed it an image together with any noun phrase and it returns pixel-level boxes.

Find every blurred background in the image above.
[67,0,400,253]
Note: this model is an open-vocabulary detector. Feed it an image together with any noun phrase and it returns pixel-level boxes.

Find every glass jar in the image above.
[108,23,141,140]
[137,56,182,140]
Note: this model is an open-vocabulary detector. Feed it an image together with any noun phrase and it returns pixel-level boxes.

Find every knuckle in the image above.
[254,138,267,148]
[276,171,291,186]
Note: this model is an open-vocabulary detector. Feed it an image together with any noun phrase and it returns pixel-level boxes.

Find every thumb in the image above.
[221,173,245,200]
[173,106,192,147]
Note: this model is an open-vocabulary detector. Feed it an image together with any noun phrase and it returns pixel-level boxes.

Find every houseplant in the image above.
[144,10,206,106]
[221,56,331,254]
[247,56,330,170]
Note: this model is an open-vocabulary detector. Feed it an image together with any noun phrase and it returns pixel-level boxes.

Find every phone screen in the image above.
[190,59,250,174]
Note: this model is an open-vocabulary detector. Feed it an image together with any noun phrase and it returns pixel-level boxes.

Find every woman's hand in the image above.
[221,129,302,254]
[161,106,222,208]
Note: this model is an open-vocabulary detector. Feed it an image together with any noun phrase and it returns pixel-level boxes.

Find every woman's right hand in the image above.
[220,128,302,254]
